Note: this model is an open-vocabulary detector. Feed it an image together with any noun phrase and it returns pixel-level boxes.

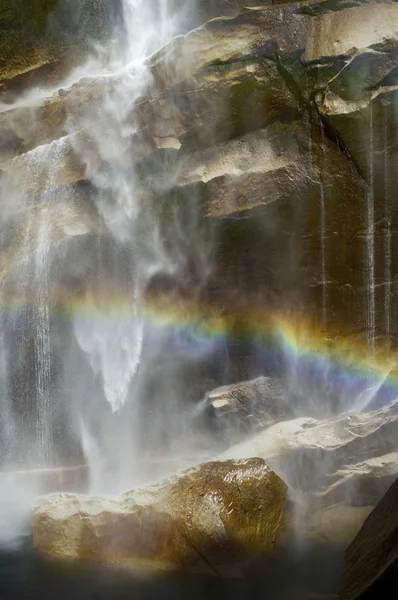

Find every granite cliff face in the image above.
[1,0,398,475]
[2,0,398,351]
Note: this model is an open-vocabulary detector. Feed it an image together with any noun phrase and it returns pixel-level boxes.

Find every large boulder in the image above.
[32,458,287,576]
[340,477,398,599]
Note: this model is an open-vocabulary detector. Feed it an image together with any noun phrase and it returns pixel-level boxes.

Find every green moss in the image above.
[201,56,265,77]
[178,57,301,152]
[266,119,301,134]
[226,62,301,139]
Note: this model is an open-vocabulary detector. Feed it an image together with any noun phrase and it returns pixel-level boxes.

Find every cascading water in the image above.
[69,0,182,422]
[0,0,208,528]
[10,138,73,462]
[366,103,376,359]
[33,200,52,461]
[319,122,327,339]
[383,107,391,354]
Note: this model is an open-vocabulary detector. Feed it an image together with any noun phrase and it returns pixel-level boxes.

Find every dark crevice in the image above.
[273,50,368,186]
[312,102,369,185]
[274,52,306,110]
[199,50,278,74]
[173,519,221,577]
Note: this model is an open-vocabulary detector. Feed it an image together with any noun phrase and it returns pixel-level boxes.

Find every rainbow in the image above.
[67,289,398,407]
[2,286,398,409]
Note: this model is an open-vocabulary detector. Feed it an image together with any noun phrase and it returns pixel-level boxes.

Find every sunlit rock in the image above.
[175,126,307,215]
[316,451,398,508]
[0,180,102,284]
[32,458,287,576]
[153,136,182,150]
[1,136,88,190]
[224,400,398,484]
[0,75,122,156]
[304,4,398,61]
[0,41,300,161]
[204,376,287,443]
[177,128,298,186]
[151,1,398,88]
[222,401,398,547]
[5,0,398,165]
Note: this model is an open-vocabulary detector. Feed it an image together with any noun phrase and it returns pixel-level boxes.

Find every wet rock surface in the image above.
[31,387,398,574]
[32,458,287,576]
[203,376,287,443]
[221,398,398,546]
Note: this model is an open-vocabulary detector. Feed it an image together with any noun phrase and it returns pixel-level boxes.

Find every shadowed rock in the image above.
[0,0,123,93]
[340,477,398,599]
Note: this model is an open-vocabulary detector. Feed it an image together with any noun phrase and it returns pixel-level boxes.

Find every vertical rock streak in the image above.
[383,109,391,354]
[367,103,376,359]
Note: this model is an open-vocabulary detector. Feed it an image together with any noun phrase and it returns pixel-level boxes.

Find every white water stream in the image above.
[366,103,376,358]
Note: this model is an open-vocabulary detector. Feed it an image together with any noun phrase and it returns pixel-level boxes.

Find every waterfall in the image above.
[60,0,208,488]
[33,202,52,462]
[2,2,398,585]
[366,103,376,358]
[383,107,391,354]
[68,1,181,417]
[0,327,12,464]
[10,138,71,462]
[0,0,208,491]
[319,122,327,338]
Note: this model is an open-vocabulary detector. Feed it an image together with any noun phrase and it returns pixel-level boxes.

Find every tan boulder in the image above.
[32,458,287,576]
